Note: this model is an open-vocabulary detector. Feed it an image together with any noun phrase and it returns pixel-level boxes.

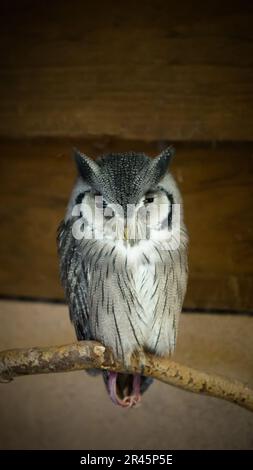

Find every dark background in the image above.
[0,0,252,450]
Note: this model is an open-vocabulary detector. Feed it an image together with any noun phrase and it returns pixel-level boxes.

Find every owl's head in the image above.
[67,147,185,246]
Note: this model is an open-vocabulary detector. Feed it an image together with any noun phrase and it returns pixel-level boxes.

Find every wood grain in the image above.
[0,0,252,141]
[0,139,252,310]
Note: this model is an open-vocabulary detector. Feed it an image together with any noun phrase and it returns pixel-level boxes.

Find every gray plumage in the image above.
[57,147,188,407]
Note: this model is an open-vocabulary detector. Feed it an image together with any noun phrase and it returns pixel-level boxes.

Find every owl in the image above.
[57,147,188,408]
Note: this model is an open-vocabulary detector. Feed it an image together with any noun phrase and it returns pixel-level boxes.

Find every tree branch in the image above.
[0,340,252,413]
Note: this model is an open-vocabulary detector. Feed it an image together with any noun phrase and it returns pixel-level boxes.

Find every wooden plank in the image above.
[0,139,252,310]
[0,0,253,140]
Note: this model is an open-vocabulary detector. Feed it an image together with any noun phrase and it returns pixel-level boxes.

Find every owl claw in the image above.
[107,372,141,408]
[122,394,141,408]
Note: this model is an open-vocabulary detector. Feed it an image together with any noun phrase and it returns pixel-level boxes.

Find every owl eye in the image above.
[94,194,115,219]
[95,194,107,209]
[144,195,154,204]
[104,206,115,220]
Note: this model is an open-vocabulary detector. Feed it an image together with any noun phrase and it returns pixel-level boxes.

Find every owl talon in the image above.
[122,394,141,408]
[107,372,142,408]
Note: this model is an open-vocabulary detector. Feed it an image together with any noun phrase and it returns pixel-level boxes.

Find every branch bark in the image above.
[0,340,252,413]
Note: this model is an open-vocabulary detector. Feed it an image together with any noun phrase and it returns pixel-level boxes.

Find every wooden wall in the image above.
[0,1,252,311]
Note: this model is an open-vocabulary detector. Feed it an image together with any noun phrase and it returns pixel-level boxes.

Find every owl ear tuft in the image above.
[152,146,175,180]
[73,148,100,182]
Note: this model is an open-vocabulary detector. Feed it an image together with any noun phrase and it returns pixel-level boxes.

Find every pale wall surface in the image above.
[0,300,252,450]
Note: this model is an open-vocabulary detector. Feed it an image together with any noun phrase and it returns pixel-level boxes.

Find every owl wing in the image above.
[57,219,91,341]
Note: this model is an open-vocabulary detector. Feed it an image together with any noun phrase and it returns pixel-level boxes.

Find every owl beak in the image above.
[123,226,128,241]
